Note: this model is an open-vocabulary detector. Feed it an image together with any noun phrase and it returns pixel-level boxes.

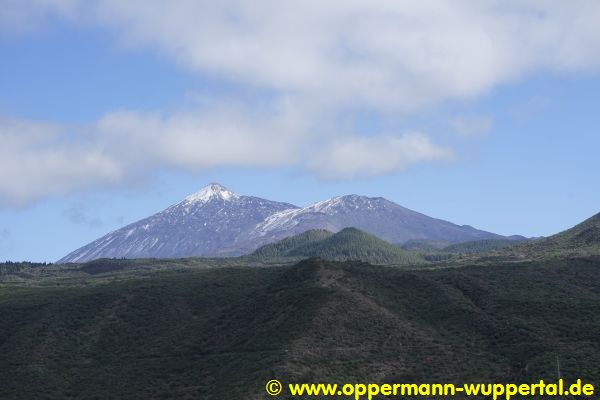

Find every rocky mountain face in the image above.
[59,183,504,262]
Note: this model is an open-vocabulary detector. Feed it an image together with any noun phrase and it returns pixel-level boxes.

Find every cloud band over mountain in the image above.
[2,1,600,207]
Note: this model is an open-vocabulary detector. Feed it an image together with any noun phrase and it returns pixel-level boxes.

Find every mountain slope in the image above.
[2,257,600,399]
[250,194,502,245]
[443,237,529,254]
[400,239,451,251]
[252,228,424,264]
[59,183,506,262]
[506,212,600,258]
[58,184,298,262]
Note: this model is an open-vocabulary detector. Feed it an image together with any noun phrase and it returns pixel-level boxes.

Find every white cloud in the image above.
[95,100,307,170]
[451,115,494,137]
[2,1,600,205]
[0,101,308,207]
[6,1,600,110]
[0,117,121,207]
[83,1,600,111]
[307,132,453,179]
[0,110,453,206]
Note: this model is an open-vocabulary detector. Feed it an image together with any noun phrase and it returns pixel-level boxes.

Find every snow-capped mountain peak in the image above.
[58,184,505,263]
[309,194,378,212]
[183,183,239,204]
[253,195,385,235]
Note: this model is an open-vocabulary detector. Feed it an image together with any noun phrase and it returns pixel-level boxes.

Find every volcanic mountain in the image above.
[59,183,505,262]
[59,184,296,262]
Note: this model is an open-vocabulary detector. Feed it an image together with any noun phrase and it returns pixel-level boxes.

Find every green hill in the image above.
[252,227,424,265]
[1,256,600,399]
[504,212,600,259]
[250,229,334,259]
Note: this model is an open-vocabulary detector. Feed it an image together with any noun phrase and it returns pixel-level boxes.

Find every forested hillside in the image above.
[251,228,424,265]
[1,257,600,399]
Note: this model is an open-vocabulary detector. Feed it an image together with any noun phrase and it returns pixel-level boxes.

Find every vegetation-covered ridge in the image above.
[442,238,528,254]
[1,256,600,399]
[251,227,424,265]
[399,238,529,260]
[502,212,600,259]
[250,229,334,258]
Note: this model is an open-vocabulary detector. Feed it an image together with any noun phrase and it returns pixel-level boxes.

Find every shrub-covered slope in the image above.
[1,257,600,399]
[505,212,600,258]
[250,229,334,259]
[443,238,527,254]
[252,227,424,265]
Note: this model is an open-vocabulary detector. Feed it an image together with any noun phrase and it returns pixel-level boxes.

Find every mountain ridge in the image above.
[59,183,508,262]
[503,212,600,259]
[4,256,600,399]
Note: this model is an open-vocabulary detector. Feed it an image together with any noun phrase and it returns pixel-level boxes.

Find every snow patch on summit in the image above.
[253,195,382,236]
[184,183,239,204]
[254,196,346,235]
[255,207,304,234]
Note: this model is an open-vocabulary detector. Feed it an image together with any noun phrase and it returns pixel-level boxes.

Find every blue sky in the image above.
[1,1,599,262]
